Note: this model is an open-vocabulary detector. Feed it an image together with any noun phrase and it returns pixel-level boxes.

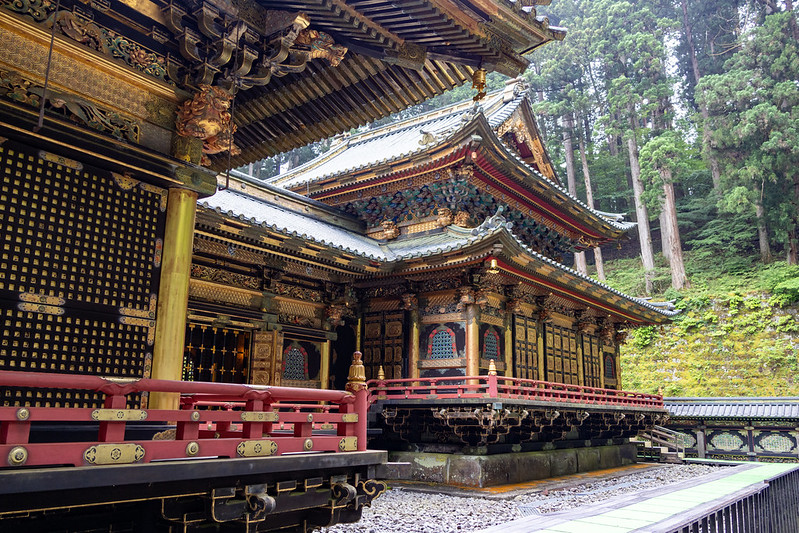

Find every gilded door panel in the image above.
[582,334,601,388]
[512,315,538,380]
[363,311,406,380]
[545,324,579,384]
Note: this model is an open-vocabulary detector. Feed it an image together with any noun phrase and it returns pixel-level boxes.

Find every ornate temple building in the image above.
[0,0,587,528]
[188,80,676,396]
[0,0,567,409]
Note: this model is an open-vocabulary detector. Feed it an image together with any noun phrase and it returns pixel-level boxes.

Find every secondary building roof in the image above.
[199,173,677,324]
[665,398,799,420]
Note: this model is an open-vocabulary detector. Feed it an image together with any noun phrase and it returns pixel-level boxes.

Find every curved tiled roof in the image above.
[270,86,519,189]
[198,186,676,321]
[665,398,799,419]
[268,82,634,236]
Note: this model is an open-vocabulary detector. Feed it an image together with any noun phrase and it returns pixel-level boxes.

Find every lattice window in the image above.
[428,326,456,359]
[604,354,616,379]
[483,328,500,360]
[183,324,250,383]
[283,344,309,381]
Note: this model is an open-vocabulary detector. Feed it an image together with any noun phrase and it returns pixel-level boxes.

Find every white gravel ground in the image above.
[322,464,723,533]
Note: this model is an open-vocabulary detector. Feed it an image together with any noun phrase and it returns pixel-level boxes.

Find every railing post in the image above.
[345,351,368,451]
[375,366,386,401]
[487,360,498,397]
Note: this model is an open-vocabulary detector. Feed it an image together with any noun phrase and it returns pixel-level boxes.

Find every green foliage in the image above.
[698,12,799,257]
[630,326,657,348]
[772,278,799,307]
[615,255,799,396]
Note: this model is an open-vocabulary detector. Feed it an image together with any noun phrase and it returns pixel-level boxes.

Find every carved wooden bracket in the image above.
[176,84,240,165]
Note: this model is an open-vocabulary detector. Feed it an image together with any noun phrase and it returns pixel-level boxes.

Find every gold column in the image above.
[320,340,331,389]
[576,331,585,386]
[409,310,420,379]
[150,188,198,410]
[599,348,606,389]
[615,344,621,388]
[504,324,513,378]
[466,305,480,377]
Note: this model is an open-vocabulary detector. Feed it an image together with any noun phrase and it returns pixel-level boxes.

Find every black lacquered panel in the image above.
[0,143,166,407]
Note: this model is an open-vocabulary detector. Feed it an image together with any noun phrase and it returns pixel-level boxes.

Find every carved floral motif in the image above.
[0,69,141,142]
[342,178,573,260]
[190,264,261,290]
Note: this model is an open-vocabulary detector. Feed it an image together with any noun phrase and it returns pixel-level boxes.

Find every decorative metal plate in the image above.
[84,443,145,465]
[338,437,357,451]
[240,412,279,422]
[236,440,278,457]
[91,409,148,421]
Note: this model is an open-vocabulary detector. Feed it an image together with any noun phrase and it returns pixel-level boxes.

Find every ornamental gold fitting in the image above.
[186,441,199,456]
[8,446,28,466]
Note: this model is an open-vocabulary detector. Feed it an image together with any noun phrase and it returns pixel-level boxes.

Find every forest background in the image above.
[240,0,799,397]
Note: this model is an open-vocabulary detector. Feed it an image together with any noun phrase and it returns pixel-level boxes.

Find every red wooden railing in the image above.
[367,374,663,408]
[0,367,368,469]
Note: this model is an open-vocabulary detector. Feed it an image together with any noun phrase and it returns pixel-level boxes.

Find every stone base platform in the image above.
[377,443,638,488]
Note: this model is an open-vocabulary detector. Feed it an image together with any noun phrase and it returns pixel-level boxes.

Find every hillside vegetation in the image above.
[607,258,799,396]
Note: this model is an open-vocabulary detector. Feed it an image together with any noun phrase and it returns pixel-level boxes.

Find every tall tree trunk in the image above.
[659,209,671,263]
[533,62,548,139]
[661,169,690,289]
[627,109,656,294]
[790,176,799,265]
[578,135,606,281]
[756,180,773,263]
[680,0,721,190]
[564,114,587,275]
[786,0,799,41]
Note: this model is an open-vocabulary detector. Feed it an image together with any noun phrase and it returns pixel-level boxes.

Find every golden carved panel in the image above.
[0,14,178,130]
[188,279,261,308]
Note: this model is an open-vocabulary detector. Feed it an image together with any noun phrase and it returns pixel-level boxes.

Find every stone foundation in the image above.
[378,443,638,487]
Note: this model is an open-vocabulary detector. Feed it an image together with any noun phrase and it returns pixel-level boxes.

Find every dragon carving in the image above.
[176,84,241,165]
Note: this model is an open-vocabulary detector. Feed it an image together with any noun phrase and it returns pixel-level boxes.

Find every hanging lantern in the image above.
[472,68,487,102]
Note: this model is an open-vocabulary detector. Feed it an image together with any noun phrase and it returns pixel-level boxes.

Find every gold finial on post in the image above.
[488,359,497,376]
[346,351,367,393]
[377,366,385,381]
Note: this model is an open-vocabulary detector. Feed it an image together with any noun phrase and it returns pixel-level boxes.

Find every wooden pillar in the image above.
[466,305,480,377]
[696,425,707,459]
[409,310,420,379]
[320,340,330,389]
[150,188,198,410]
